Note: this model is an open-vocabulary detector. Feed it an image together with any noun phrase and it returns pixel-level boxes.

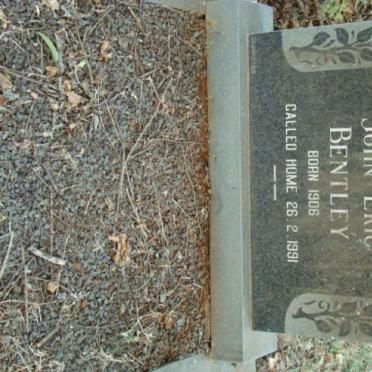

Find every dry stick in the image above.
[0,66,55,87]
[28,246,66,266]
[115,144,126,227]
[97,85,116,151]
[32,168,54,193]
[181,145,201,230]
[84,189,96,216]
[41,164,60,195]
[152,176,168,245]
[74,24,94,86]
[125,185,148,241]
[50,192,54,255]
[21,246,29,332]
[37,324,60,348]
[55,234,69,296]
[125,170,150,240]
[105,101,125,145]
[125,78,172,165]
[128,6,145,34]
[0,228,13,281]
[124,101,161,169]
[7,336,32,372]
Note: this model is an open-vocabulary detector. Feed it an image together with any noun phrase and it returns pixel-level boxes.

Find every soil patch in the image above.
[0,1,209,370]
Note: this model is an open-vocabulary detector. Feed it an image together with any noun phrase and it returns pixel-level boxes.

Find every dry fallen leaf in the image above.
[68,122,78,131]
[46,65,59,77]
[0,73,12,90]
[0,95,6,105]
[47,281,58,293]
[73,262,84,274]
[66,91,82,108]
[108,233,131,267]
[0,9,10,29]
[50,100,59,111]
[100,40,112,62]
[63,79,72,92]
[42,0,59,11]
[163,314,175,330]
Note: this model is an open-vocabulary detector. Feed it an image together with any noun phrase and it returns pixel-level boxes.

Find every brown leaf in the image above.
[73,262,84,274]
[50,100,59,111]
[47,281,58,293]
[68,122,78,131]
[46,65,59,77]
[0,10,10,30]
[0,73,12,90]
[79,298,87,309]
[63,79,72,92]
[42,0,59,11]
[109,233,131,267]
[0,95,6,105]
[66,91,82,108]
[100,40,112,62]
[164,314,175,330]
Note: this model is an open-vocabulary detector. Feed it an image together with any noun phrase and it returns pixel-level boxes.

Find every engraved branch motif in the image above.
[290,27,372,66]
[293,299,372,337]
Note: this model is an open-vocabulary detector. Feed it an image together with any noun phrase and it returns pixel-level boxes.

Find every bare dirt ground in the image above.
[2,0,372,371]
[0,1,209,371]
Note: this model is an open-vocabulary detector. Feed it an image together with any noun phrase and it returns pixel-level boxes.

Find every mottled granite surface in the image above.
[249,22,372,341]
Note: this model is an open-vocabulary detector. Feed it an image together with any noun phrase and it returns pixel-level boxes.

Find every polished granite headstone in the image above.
[249,21,372,341]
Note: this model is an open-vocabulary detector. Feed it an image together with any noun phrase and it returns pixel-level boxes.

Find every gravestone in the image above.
[249,22,372,342]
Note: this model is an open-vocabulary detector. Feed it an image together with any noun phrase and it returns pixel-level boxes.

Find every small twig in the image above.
[55,235,69,295]
[128,6,145,34]
[96,84,116,151]
[152,176,168,245]
[0,226,14,281]
[50,192,54,254]
[124,101,161,169]
[40,164,60,195]
[104,101,125,145]
[32,168,54,193]
[37,324,60,348]
[84,190,96,216]
[125,185,148,241]
[21,246,29,332]
[74,24,94,85]
[28,246,66,266]
[0,66,55,89]
[115,144,126,226]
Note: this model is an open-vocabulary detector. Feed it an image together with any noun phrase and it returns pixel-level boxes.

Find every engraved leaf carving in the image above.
[360,323,372,337]
[335,28,349,45]
[357,27,372,43]
[338,320,352,336]
[339,302,357,314]
[323,40,336,48]
[315,319,332,333]
[338,51,355,64]
[360,48,372,62]
[312,32,330,46]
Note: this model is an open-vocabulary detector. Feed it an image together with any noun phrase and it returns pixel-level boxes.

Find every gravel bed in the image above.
[0,1,209,370]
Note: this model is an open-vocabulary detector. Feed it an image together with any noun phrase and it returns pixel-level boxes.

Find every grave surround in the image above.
[147,1,372,371]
